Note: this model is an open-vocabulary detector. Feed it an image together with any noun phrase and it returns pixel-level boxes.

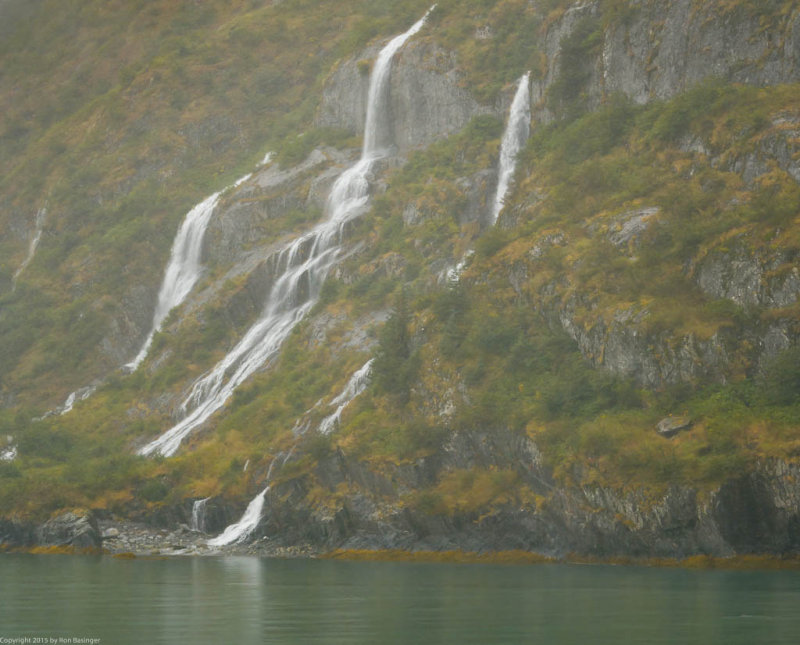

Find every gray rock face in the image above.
[234,428,800,558]
[534,0,800,118]
[317,41,494,152]
[204,148,354,268]
[720,117,800,187]
[554,299,731,388]
[101,282,160,365]
[456,169,496,226]
[34,511,100,549]
[607,208,659,250]
[316,46,378,137]
[695,244,800,310]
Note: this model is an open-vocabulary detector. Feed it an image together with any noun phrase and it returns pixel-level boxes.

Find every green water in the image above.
[1,555,800,644]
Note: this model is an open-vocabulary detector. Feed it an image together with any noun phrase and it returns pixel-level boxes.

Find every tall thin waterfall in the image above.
[125,171,256,372]
[318,359,373,435]
[12,207,46,290]
[490,72,531,225]
[139,9,433,458]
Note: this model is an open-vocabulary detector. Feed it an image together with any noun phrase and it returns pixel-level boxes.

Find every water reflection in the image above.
[1,555,800,644]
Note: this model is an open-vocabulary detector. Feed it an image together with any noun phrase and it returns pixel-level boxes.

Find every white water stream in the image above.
[490,72,531,225]
[0,438,17,462]
[441,72,531,282]
[207,355,373,546]
[318,359,373,435]
[140,9,433,458]
[206,486,269,547]
[191,497,211,533]
[60,385,97,416]
[12,207,46,290]
[126,171,258,372]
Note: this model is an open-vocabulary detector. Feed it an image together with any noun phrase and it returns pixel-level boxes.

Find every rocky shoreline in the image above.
[97,518,319,558]
[0,511,318,559]
[5,513,800,572]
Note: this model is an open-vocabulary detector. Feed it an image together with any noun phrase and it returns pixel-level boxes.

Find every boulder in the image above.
[656,415,693,438]
[35,511,101,549]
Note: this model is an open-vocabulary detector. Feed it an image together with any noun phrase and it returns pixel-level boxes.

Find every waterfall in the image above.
[490,72,531,225]
[191,497,211,533]
[139,9,433,458]
[206,358,371,546]
[12,207,46,290]
[0,437,16,462]
[361,7,434,154]
[318,359,373,435]
[206,486,269,547]
[60,385,96,416]
[125,171,256,372]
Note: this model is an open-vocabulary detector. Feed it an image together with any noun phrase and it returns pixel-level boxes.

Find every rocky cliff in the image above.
[534,0,800,118]
[1,0,799,561]
[242,430,800,558]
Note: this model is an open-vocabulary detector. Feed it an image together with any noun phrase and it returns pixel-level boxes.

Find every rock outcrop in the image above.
[33,511,101,549]
[534,0,800,120]
[317,41,495,151]
[241,429,800,558]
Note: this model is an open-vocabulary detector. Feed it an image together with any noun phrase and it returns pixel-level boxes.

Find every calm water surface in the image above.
[1,554,799,644]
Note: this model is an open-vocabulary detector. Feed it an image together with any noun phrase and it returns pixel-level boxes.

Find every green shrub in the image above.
[760,346,800,406]
[546,15,603,119]
[139,479,169,502]
[372,291,419,406]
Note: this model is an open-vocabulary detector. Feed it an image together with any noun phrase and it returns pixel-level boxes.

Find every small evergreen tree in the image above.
[373,290,418,406]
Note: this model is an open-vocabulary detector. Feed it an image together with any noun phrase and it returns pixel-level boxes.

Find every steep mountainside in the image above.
[1,0,799,558]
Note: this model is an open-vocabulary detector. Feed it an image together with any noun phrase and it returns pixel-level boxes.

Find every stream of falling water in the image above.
[441,72,531,282]
[318,359,373,435]
[139,9,433,458]
[490,72,531,224]
[207,357,373,546]
[12,207,46,291]
[126,170,261,372]
[191,497,211,533]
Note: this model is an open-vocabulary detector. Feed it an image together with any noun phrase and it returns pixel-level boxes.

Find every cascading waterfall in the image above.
[12,207,46,290]
[206,450,288,547]
[60,385,96,416]
[443,250,473,283]
[206,486,269,547]
[490,72,531,225]
[125,171,259,372]
[46,156,274,420]
[318,359,373,435]
[206,358,371,546]
[139,9,433,458]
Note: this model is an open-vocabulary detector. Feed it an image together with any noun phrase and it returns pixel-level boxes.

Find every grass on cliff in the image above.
[2,0,800,522]
[5,79,800,521]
